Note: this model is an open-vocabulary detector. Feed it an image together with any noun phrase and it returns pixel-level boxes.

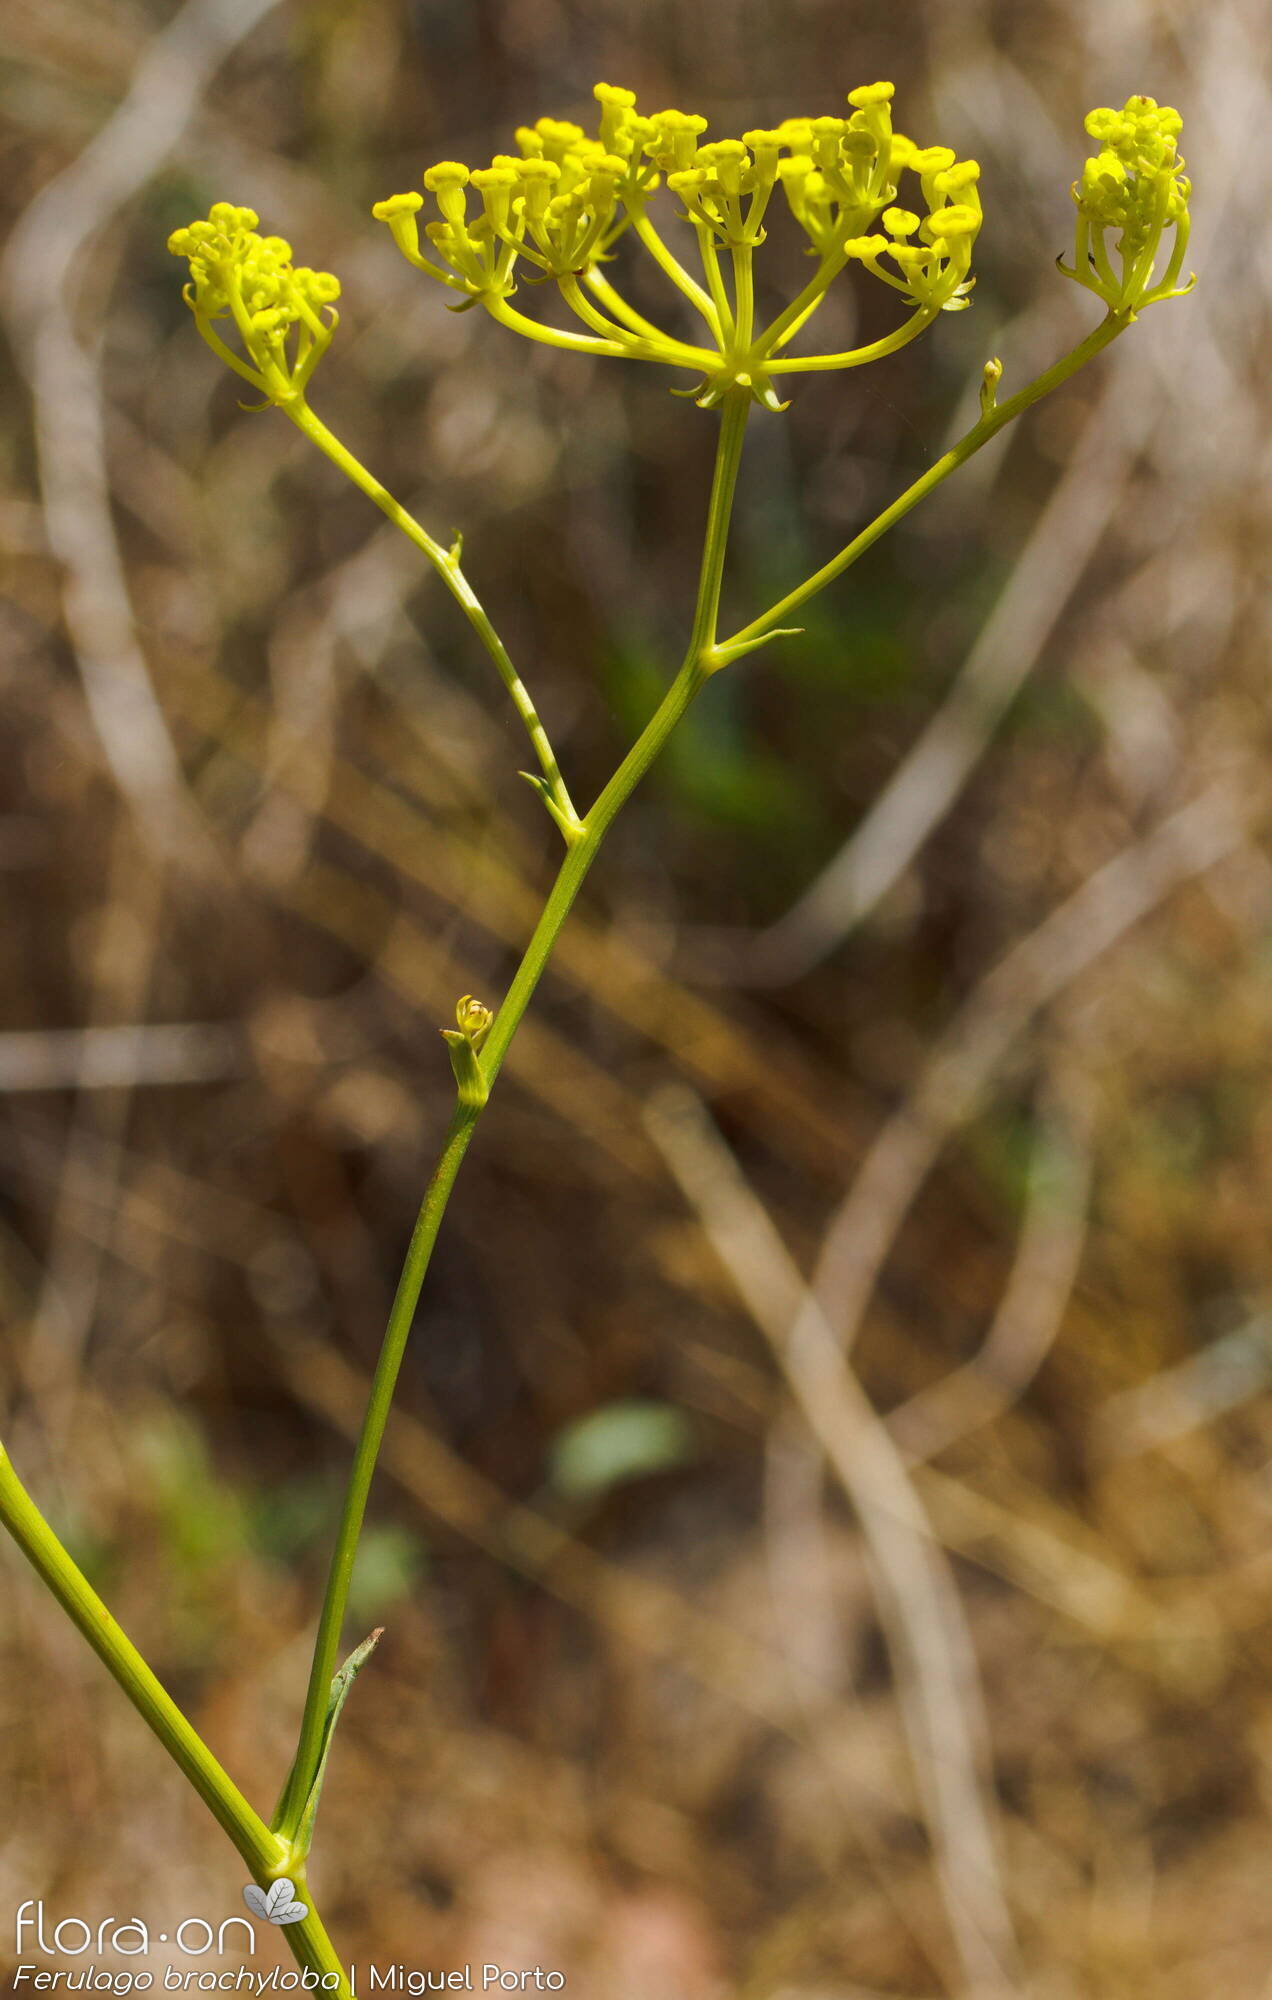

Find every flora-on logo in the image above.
[242,1879,309,1926]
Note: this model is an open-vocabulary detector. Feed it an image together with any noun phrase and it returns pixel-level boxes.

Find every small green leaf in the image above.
[289,1627,382,1863]
[547,1399,696,1500]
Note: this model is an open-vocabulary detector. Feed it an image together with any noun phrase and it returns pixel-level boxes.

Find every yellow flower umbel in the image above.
[1058,95,1194,313]
[167,202,341,404]
[371,81,984,410]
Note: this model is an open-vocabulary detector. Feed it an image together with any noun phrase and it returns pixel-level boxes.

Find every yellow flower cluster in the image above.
[372,79,980,324]
[369,81,982,406]
[1060,95,1194,311]
[167,202,341,398]
[167,93,1194,416]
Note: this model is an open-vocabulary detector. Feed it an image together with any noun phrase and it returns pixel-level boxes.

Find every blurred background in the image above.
[2,1,1271,1995]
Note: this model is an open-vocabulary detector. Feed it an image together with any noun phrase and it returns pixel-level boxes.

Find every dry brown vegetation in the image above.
[3,1,1272,1995]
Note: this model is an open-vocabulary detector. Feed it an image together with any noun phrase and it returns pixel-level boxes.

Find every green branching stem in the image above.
[284,398,580,831]
[0,1443,357,1992]
[275,385,753,1846]
[769,302,939,373]
[0,1442,284,1876]
[721,309,1130,654]
[0,285,1135,2000]
[272,1099,481,1836]
[582,266,678,344]
[625,202,723,338]
[554,275,720,372]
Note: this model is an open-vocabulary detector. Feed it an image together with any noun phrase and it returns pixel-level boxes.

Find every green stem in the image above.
[583,266,679,345]
[0,1441,285,1876]
[483,293,628,357]
[272,1889,355,1999]
[273,1102,480,1835]
[721,311,1128,654]
[626,204,723,337]
[695,226,735,347]
[769,304,938,373]
[277,385,752,1838]
[557,274,719,371]
[283,399,579,827]
[730,244,755,356]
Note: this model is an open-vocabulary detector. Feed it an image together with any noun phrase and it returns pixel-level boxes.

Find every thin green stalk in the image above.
[626,204,723,337]
[557,274,719,371]
[721,312,1128,655]
[284,400,579,829]
[276,386,752,1839]
[483,293,628,357]
[270,1892,354,1999]
[730,244,755,355]
[695,226,735,347]
[769,304,938,373]
[273,1101,480,1834]
[582,266,679,344]
[0,1441,285,1876]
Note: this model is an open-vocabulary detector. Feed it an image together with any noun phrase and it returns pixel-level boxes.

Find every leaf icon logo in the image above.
[243,1879,310,1926]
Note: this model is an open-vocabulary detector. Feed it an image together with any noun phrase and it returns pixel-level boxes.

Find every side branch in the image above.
[720,311,1129,656]
[277,385,753,1838]
[283,400,581,835]
[768,304,939,374]
[0,1440,284,1878]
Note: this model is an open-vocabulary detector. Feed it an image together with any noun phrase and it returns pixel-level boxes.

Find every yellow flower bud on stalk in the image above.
[1058,93,1194,312]
[166,203,341,402]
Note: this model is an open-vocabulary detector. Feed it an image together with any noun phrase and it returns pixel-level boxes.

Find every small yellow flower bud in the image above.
[933,161,981,196]
[586,153,628,189]
[594,82,638,153]
[648,110,709,172]
[471,165,520,233]
[847,81,895,108]
[1084,107,1128,143]
[209,201,259,231]
[423,162,470,190]
[909,145,957,176]
[372,192,424,219]
[742,127,782,188]
[515,156,562,223]
[423,162,472,231]
[776,154,814,185]
[442,996,493,1108]
[923,203,979,240]
[454,995,493,1048]
[372,191,426,265]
